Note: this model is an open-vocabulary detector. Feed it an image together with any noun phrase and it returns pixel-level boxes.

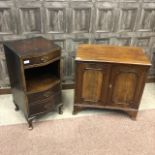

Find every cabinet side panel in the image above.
[4,45,28,116]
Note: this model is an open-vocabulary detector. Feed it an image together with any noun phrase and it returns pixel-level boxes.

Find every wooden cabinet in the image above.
[4,37,62,129]
[74,44,151,119]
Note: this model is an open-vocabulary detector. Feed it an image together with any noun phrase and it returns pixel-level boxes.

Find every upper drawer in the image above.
[27,83,61,105]
[23,50,60,68]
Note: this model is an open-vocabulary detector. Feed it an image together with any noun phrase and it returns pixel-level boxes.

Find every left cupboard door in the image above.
[75,62,110,105]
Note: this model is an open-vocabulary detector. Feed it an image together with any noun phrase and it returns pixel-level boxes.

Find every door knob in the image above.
[41,56,49,62]
[109,84,112,88]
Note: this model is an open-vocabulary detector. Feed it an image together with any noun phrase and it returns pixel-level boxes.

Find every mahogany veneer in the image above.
[74,44,151,119]
[4,37,62,129]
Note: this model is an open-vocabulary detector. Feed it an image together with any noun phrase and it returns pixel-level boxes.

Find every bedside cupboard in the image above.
[4,37,62,129]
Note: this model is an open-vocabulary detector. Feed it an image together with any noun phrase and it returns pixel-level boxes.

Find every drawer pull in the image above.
[43,91,51,97]
[41,56,49,63]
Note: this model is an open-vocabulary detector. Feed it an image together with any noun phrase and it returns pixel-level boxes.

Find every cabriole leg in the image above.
[27,118,33,130]
[13,100,19,111]
[58,104,63,114]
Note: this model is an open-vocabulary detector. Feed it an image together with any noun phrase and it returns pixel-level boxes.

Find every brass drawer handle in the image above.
[43,91,51,97]
[41,56,49,63]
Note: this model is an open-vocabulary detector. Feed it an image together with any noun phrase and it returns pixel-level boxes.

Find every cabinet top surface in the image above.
[76,44,151,66]
[4,37,60,57]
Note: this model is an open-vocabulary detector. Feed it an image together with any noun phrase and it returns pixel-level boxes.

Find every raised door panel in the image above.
[19,8,41,34]
[0,1,17,35]
[17,2,42,34]
[70,2,92,33]
[118,2,139,32]
[75,62,110,105]
[137,3,155,32]
[95,2,116,33]
[82,69,102,102]
[44,2,68,34]
[108,65,147,109]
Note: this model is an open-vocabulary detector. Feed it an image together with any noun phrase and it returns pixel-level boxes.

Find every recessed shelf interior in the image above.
[24,60,60,93]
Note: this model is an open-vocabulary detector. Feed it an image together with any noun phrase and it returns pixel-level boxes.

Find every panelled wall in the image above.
[0,0,155,88]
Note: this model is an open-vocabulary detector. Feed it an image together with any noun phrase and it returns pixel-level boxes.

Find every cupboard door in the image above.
[108,65,147,108]
[75,62,110,105]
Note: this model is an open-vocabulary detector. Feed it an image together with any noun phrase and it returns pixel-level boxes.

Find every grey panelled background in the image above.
[0,0,155,88]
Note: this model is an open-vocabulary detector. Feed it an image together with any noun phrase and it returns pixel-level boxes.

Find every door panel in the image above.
[108,65,146,108]
[112,72,137,105]
[75,62,110,105]
[82,69,103,102]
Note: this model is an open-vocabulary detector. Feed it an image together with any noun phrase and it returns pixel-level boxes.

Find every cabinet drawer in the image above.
[23,50,60,68]
[29,92,61,116]
[28,83,61,104]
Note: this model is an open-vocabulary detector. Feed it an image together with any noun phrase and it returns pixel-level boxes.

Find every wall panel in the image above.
[0,0,155,88]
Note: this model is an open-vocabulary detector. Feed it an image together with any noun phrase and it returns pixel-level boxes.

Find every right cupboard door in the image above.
[108,65,147,109]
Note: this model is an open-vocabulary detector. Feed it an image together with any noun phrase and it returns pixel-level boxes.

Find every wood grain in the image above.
[76,44,151,66]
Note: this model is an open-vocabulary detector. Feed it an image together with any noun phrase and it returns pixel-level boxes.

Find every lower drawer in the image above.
[27,83,61,104]
[29,92,61,116]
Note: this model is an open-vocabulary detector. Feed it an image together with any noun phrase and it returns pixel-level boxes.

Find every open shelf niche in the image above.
[24,60,60,93]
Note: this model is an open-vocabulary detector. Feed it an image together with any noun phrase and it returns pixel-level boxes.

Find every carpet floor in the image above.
[0,110,155,155]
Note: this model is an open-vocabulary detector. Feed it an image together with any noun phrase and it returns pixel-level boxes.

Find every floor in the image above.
[0,83,155,126]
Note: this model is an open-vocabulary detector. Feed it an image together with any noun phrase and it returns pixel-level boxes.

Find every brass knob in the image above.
[109,84,112,88]
[41,56,49,63]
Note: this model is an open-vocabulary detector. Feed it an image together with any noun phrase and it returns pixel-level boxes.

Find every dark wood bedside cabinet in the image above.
[74,44,151,120]
[4,37,63,129]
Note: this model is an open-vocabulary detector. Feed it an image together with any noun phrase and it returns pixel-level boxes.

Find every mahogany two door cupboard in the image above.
[74,44,151,119]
